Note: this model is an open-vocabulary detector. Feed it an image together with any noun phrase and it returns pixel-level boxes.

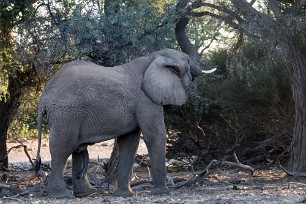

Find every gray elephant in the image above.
[35,49,215,198]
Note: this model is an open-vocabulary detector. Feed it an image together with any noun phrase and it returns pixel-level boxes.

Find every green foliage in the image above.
[36,0,176,67]
[7,90,49,139]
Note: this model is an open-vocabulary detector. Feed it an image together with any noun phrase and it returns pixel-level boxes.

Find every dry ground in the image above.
[1,139,306,203]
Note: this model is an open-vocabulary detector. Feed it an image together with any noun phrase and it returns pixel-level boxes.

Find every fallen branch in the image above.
[221,161,254,172]
[280,165,306,177]
[172,152,254,188]
[172,159,219,188]
[221,152,254,173]
[0,183,22,194]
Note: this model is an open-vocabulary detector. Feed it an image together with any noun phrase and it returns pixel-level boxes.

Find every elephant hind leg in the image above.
[48,149,74,198]
[113,129,141,197]
[47,126,79,199]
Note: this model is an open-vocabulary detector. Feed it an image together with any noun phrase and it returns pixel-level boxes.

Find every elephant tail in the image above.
[35,104,45,175]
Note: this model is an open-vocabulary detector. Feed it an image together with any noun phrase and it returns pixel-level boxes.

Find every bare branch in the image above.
[190,11,240,29]
[190,1,244,24]
[199,23,222,56]
[226,31,244,68]
[4,143,34,167]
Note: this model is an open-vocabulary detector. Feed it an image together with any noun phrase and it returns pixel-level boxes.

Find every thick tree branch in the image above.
[190,11,240,29]
[190,1,245,24]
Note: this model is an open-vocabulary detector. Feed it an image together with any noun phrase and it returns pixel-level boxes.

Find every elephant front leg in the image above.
[113,130,141,197]
[144,134,170,195]
[137,102,170,195]
[72,150,96,197]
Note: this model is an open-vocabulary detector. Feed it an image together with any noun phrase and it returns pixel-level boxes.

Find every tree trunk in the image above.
[286,36,306,172]
[0,123,9,170]
[0,76,22,170]
[0,101,19,170]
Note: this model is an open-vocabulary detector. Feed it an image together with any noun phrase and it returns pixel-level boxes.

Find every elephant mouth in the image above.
[191,73,196,81]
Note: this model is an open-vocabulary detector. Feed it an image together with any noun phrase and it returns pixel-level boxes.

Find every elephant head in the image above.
[141,48,215,106]
[141,49,192,106]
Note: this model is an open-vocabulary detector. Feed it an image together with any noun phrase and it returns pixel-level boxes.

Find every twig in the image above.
[4,142,34,167]
[172,159,219,188]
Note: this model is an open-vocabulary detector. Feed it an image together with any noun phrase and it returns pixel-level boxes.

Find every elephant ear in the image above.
[141,56,188,106]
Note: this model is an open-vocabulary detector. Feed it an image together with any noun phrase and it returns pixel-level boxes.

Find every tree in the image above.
[0,0,39,169]
[178,0,306,172]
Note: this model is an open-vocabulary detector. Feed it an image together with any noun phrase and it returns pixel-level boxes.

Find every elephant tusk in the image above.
[201,68,217,74]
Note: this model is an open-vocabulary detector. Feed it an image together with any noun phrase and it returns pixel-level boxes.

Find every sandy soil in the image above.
[1,140,306,204]
[7,139,148,163]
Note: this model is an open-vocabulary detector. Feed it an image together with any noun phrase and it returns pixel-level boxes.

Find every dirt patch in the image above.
[6,139,148,163]
[1,140,306,203]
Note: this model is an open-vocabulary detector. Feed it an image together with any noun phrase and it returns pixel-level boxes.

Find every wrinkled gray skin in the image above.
[36,49,203,198]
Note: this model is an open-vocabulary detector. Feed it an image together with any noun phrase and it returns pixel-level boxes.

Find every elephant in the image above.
[35,49,216,198]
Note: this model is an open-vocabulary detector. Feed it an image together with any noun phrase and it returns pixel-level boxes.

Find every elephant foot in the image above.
[74,186,96,198]
[48,187,74,199]
[113,187,135,197]
[150,186,170,195]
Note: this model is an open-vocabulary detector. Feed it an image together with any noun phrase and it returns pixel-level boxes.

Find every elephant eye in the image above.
[166,65,180,77]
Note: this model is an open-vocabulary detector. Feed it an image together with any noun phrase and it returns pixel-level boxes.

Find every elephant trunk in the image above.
[175,0,205,77]
[175,16,202,77]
